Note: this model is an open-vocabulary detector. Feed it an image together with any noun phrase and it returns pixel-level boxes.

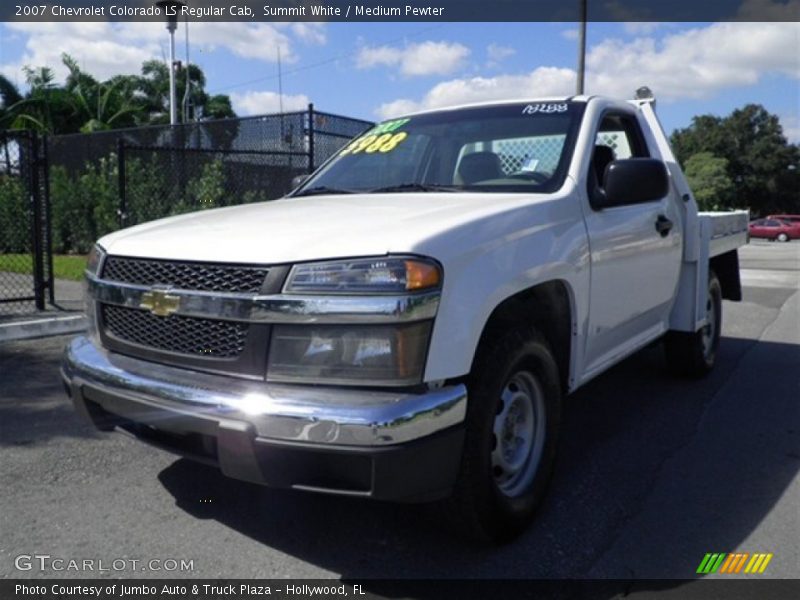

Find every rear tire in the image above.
[777,233,790,242]
[443,328,561,542]
[664,270,722,378]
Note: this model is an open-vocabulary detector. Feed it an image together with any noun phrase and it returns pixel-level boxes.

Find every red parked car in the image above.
[749,218,796,242]
[767,215,800,240]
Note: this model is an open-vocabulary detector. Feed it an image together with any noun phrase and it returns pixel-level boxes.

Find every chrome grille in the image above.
[102,256,268,293]
[102,305,248,358]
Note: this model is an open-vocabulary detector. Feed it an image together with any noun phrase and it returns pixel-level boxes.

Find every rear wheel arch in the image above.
[664,269,722,378]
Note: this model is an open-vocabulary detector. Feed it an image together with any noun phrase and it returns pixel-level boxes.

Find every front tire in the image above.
[444,328,561,542]
[664,270,722,378]
[777,232,790,242]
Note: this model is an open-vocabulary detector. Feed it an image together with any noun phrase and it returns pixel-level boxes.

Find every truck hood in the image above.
[99,192,558,264]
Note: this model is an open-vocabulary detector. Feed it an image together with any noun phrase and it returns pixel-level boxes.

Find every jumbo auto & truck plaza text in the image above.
[15,583,365,597]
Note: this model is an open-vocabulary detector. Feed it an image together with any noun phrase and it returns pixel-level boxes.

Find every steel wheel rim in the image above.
[491,370,546,497]
[701,288,717,358]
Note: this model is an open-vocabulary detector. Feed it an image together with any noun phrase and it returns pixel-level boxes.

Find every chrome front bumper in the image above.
[62,337,467,501]
[61,336,467,447]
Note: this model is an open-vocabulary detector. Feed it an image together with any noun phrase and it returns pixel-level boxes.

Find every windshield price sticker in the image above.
[522,103,569,114]
[369,118,410,135]
[340,132,409,156]
[340,120,410,156]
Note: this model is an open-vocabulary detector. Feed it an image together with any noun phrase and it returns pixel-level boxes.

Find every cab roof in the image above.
[394,96,593,119]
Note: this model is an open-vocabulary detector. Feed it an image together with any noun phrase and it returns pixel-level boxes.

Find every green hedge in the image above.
[0,175,29,253]
[1,152,275,255]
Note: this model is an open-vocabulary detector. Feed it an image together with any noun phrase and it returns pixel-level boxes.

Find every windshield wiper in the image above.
[293,186,357,197]
[368,183,461,194]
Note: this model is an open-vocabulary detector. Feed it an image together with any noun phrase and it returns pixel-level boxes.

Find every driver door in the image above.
[582,111,683,376]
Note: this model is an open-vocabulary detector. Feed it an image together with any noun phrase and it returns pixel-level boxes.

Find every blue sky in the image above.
[1,21,798,140]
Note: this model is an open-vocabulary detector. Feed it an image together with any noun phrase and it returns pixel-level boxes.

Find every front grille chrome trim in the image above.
[101,256,268,294]
[87,273,440,325]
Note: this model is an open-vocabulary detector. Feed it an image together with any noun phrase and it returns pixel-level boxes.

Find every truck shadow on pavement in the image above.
[0,339,101,446]
[157,333,799,580]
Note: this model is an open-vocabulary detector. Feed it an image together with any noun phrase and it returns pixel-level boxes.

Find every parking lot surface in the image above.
[1,241,797,582]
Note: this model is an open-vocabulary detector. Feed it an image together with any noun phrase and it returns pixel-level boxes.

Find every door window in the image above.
[589,113,652,206]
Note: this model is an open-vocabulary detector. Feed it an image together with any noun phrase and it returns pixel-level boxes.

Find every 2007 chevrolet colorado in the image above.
[62,92,748,540]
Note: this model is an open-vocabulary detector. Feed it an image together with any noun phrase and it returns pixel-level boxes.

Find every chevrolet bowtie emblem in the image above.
[139,290,181,317]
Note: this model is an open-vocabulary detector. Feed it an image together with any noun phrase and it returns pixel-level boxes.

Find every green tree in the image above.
[684,152,734,211]
[2,57,236,135]
[62,54,144,133]
[671,104,799,215]
[135,60,235,125]
[4,66,80,133]
[0,75,24,129]
[185,159,225,209]
[0,175,29,252]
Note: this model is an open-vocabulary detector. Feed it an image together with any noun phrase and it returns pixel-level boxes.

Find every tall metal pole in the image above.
[277,45,284,115]
[182,18,191,122]
[577,0,587,95]
[155,0,184,125]
[168,27,177,125]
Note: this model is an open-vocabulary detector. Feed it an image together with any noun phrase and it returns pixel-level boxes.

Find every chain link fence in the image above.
[0,106,370,314]
[47,106,372,254]
[0,130,52,312]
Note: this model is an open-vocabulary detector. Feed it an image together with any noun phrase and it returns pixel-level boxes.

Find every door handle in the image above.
[655,215,673,237]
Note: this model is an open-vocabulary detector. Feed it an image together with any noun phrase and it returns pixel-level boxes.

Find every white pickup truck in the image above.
[62,93,748,541]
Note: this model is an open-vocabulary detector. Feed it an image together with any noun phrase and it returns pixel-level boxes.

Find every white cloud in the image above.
[561,29,579,41]
[622,23,666,36]
[780,115,800,144]
[117,22,297,63]
[0,21,325,86]
[376,67,575,118]
[0,22,157,82]
[356,41,470,77]
[376,98,428,120]
[230,91,310,116]
[376,22,800,118]
[585,22,800,101]
[180,23,295,63]
[290,23,327,45]
[486,43,515,62]
[356,45,402,70]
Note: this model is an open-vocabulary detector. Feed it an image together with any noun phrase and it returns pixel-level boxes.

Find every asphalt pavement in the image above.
[1,241,797,585]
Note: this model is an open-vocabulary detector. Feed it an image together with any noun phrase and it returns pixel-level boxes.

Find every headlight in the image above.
[86,244,106,277]
[267,322,431,386]
[284,256,441,294]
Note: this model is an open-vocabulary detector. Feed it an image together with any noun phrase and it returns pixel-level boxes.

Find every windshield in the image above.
[293,102,585,196]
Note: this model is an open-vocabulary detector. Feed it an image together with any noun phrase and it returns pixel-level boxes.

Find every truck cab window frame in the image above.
[588,111,654,209]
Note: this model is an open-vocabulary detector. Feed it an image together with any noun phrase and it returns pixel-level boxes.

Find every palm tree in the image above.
[0,74,23,129]
[0,55,236,134]
[62,54,144,132]
[2,66,80,133]
[135,59,235,124]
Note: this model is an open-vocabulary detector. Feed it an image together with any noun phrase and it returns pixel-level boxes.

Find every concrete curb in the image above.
[0,314,87,343]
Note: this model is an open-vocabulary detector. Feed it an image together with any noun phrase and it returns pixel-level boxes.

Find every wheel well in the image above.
[710,250,742,301]
[473,281,573,391]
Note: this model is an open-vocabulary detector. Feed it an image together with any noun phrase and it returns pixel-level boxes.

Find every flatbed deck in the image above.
[700,210,749,257]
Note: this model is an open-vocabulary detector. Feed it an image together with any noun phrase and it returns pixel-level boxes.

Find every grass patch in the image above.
[0,254,87,281]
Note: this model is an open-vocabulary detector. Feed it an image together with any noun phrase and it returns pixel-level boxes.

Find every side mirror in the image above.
[600,158,669,208]
[291,174,310,190]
